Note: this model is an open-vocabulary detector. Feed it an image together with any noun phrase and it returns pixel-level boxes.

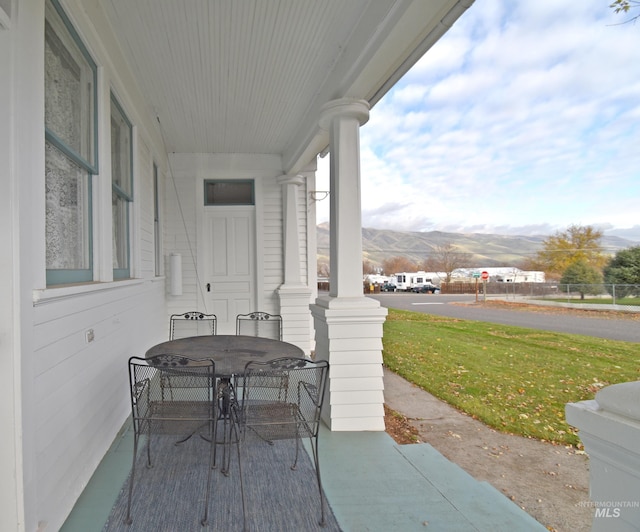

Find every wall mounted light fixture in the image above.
[309,191,330,202]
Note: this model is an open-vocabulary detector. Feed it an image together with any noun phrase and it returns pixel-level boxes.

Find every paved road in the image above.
[369,293,640,343]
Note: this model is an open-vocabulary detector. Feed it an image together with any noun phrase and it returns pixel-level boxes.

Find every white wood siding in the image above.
[14,3,170,528]
[164,170,200,317]
[33,281,166,529]
[261,176,284,312]
[136,137,157,279]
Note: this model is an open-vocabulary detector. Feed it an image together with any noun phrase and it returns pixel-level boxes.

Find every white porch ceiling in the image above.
[101,0,472,172]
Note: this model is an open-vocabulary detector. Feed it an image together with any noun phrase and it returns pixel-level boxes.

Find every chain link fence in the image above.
[440,282,640,310]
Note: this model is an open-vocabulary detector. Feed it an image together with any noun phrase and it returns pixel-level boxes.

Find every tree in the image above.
[382,256,417,276]
[610,0,640,24]
[422,242,469,283]
[534,225,607,279]
[560,260,603,300]
[317,261,330,278]
[603,246,640,297]
[363,260,377,275]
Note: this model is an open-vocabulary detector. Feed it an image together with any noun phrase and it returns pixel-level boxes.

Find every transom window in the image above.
[45,0,97,285]
[204,180,254,206]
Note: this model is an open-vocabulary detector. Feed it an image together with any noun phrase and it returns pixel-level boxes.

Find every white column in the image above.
[566,382,640,530]
[277,175,312,353]
[320,99,369,298]
[311,98,387,431]
[278,174,305,286]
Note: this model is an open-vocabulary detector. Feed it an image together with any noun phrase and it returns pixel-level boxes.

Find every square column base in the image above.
[566,381,640,531]
[310,295,388,431]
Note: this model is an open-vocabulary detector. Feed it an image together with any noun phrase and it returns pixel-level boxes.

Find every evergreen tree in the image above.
[560,260,603,300]
[603,246,640,298]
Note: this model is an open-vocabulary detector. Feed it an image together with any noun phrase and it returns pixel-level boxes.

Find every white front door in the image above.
[201,207,256,334]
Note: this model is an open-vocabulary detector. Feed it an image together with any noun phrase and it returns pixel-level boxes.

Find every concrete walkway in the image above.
[317,368,548,531]
[381,367,592,532]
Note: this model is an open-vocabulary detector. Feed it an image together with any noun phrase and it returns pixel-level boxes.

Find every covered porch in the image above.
[9,0,634,530]
[4,1,482,529]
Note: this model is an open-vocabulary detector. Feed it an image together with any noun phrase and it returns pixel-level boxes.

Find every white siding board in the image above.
[331,417,386,432]
[329,377,384,392]
[326,350,385,365]
[330,390,385,405]
[330,364,384,379]
[325,337,384,351]
[329,403,385,419]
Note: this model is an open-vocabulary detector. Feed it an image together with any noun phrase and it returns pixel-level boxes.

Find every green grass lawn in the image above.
[382,308,640,447]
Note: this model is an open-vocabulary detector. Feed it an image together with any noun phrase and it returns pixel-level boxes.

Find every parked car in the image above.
[381,282,397,292]
[412,283,440,294]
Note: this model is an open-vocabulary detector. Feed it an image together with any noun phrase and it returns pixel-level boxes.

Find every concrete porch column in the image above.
[277,174,312,354]
[566,381,640,531]
[311,98,387,431]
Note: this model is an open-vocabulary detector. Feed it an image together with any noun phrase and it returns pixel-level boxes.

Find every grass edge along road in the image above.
[382,308,640,447]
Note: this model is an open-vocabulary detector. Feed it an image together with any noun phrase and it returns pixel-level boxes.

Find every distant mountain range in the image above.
[316,223,638,269]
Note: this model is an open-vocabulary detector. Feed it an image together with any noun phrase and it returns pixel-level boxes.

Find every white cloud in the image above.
[317,0,640,242]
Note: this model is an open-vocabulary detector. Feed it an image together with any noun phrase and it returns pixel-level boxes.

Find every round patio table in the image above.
[145,334,305,377]
[145,334,307,475]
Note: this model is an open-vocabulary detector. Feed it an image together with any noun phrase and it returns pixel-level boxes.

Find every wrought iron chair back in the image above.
[235,311,282,340]
[126,354,217,526]
[169,311,217,340]
[233,357,329,528]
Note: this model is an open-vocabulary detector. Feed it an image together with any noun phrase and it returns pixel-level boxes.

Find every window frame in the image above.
[203,179,255,206]
[110,92,134,280]
[153,162,161,276]
[45,0,98,286]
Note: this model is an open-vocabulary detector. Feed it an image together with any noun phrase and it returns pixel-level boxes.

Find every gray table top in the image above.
[145,334,305,377]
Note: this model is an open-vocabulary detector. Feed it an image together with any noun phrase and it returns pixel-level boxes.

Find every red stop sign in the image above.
[481,271,489,280]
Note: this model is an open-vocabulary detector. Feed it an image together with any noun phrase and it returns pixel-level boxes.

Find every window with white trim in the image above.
[110,93,133,279]
[45,0,97,285]
[153,162,161,276]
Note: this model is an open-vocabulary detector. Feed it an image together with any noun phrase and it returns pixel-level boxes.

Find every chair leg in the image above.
[236,423,248,532]
[310,436,326,527]
[217,379,234,475]
[201,431,216,526]
[291,434,300,471]
[125,432,139,525]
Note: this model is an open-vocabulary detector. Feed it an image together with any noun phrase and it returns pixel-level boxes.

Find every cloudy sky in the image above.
[315,0,640,241]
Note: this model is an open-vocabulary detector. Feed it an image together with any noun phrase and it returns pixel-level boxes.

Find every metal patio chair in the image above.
[126,354,217,526]
[232,357,329,529]
[235,311,282,340]
[169,311,217,340]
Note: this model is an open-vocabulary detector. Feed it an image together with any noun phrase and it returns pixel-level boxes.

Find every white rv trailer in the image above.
[394,271,436,291]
